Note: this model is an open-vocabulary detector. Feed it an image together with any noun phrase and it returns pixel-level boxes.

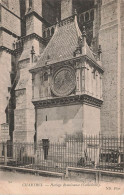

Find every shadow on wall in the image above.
[37,105,83,142]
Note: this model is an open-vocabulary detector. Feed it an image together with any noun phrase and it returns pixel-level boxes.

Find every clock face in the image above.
[51,67,76,97]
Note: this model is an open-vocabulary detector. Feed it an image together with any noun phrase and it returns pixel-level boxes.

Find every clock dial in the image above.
[51,67,75,97]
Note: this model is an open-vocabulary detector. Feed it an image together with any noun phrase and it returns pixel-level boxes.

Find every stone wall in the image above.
[26,15,42,36]
[83,104,100,135]
[120,0,124,135]
[99,0,119,136]
[32,0,42,16]
[36,103,101,142]
[0,51,11,126]
[42,0,58,25]
[61,0,73,20]
[1,6,21,36]
[0,31,16,49]
[13,35,43,142]
[37,104,83,142]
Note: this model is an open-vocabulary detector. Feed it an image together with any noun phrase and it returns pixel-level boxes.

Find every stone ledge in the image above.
[32,94,103,108]
[66,167,124,183]
[0,165,64,178]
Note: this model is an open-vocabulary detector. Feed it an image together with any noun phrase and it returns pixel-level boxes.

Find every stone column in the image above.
[32,73,35,99]
[84,63,88,94]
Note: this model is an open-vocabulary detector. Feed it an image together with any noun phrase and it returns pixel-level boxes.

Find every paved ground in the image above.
[0,170,61,182]
[0,170,123,195]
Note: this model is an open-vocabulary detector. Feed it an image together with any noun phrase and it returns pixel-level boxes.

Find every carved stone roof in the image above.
[30,15,100,71]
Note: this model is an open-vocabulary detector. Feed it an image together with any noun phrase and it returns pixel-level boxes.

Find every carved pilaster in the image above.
[100,74,103,99]
[88,66,92,95]
[92,67,96,97]
[39,71,43,98]
[47,68,51,97]
[32,72,35,99]
[86,64,90,94]
[81,64,86,93]
[75,62,81,95]
[96,70,98,98]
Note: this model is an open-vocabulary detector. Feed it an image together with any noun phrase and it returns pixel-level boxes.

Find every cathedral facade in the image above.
[0,0,124,143]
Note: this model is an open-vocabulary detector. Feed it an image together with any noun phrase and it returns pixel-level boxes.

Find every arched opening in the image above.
[47,29,50,37]
[80,14,84,24]
[51,27,54,36]
[44,72,48,81]
[43,31,46,38]
[85,12,89,22]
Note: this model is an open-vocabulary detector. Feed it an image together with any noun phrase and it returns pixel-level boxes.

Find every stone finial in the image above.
[82,26,86,37]
[74,9,78,22]
[74,9,77,16]
[31,46,35,63]
[56,17,59,25]
[82,26,86,45]
[97,45,102,61]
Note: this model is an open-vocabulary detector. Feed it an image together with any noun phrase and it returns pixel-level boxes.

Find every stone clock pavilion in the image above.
[29,12,103,143]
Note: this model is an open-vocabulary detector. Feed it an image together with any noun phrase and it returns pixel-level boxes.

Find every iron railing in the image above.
[0,135,124,173]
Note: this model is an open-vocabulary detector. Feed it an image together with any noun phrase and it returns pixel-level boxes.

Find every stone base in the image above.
[36,103,101,142]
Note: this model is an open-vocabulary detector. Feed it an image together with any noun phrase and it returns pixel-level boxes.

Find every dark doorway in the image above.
[42,139,49,160]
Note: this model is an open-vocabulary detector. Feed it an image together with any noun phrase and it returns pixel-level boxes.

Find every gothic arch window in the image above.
[80,14,84,24]
[85,12,89,22]
[51,27,54,36]
[43,31,46,38]
[47,29,50,37]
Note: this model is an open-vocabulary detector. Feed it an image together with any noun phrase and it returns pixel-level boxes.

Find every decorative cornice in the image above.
[13,47,23,55]
[0,45,23,56]
[84,55,104,73]
[12,33,46,55]
[32,94,103,109]
[0,46,13,55]
[29,55,104,74]
[21,33,45,43]
[0,27,20,38]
